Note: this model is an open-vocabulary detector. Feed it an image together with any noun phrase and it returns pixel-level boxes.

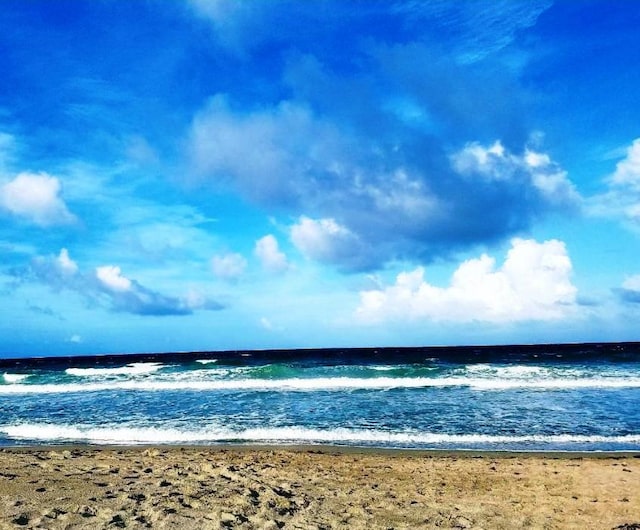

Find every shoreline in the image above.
[1,445,639,528]
[3,442,640,459]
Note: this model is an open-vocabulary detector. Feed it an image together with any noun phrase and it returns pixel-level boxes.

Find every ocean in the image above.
[1,343,639,452]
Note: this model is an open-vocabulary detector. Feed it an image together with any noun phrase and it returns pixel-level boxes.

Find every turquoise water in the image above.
[1,344,639,451]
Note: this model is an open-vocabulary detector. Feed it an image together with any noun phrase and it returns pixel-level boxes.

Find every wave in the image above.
[195,359,218,365]
[2,376,640,395]
[65,362,165,377]
[2,423,640,447]
[463,364,553,378]
[2,373,30,384]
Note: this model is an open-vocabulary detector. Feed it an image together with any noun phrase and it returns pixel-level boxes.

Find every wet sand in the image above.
[0,446,639,529]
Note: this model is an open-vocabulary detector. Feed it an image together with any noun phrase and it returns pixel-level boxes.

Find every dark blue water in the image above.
[1,343,639,451]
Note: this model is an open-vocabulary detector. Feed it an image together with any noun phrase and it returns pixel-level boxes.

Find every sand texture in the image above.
[0,447,639,529]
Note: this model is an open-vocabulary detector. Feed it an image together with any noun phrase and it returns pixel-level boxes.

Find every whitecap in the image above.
[2,373,29,384]
[65,362,164,377]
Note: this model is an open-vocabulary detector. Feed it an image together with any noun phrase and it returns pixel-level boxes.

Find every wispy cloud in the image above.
[211,252,247,280]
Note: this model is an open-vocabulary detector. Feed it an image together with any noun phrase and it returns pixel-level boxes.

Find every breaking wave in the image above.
[65,362,164,377]
[2,423,640,448]
[1,375,640,395]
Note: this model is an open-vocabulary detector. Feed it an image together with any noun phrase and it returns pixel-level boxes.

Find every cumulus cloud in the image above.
[24,248,82,290]
[92,262,222,316]
[183,1,572,272]
[451,140,580,206]
[211,252,247,280]
[290,216,376,271]
[96,265,132,292]
[357,238,577,324]
[615,275,640,304]
[254,235,288,273]
[188,96,346,205]
[14,249,223,316]
[187,92,577,271]
[68,334,82,344]
[591,138,640,228]
[0,172,76,226]
[94,272,192,316]
[610,139,640,190]
[57,248,79,275]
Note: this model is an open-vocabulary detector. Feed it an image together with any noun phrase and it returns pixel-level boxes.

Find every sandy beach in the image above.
[0,447,638,529]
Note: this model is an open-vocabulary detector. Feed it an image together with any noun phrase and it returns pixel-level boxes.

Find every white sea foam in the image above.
[2,375,640,395]
[2,373,29,384]
[65,362,164,377]
[2,423,640,447]
[463,364,554,378]
[195,359,218,365]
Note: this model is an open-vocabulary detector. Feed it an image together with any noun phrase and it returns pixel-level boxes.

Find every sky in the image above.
[1,0,640,357]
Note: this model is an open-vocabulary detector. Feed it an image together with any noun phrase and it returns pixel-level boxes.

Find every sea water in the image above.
[1,344,639,451]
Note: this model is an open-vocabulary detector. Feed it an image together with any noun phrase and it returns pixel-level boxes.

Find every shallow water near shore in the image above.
[1,343,640,451]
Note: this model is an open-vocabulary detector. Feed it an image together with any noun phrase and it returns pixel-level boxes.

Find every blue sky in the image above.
[1,0,640,357]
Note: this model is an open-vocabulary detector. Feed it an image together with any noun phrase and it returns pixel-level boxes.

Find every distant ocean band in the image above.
[1,343,639,451]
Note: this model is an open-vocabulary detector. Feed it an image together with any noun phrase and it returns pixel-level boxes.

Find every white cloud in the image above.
[125,135,159,166]
[254,234,288,273]
[188,0,270,53]
[68,334,82,344]
[188,96,344,204]
[616,274,640,304]
[358,169,440,220]
[451,140,508,178]
[260,316,274,330]
[211,252,247,280]
[20,251,223,317]
[57,248,78,275]
[187,89,579,271]
[357,238,577,324]
[290,216,370,269]
[0,132,17,171]
[95,265,132,292]
[622,275,640,291]
[0,172,76,226]
[524,149,551,168]
[610,139,640,190]
[451,141,580,205]
[589,138,640,227]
